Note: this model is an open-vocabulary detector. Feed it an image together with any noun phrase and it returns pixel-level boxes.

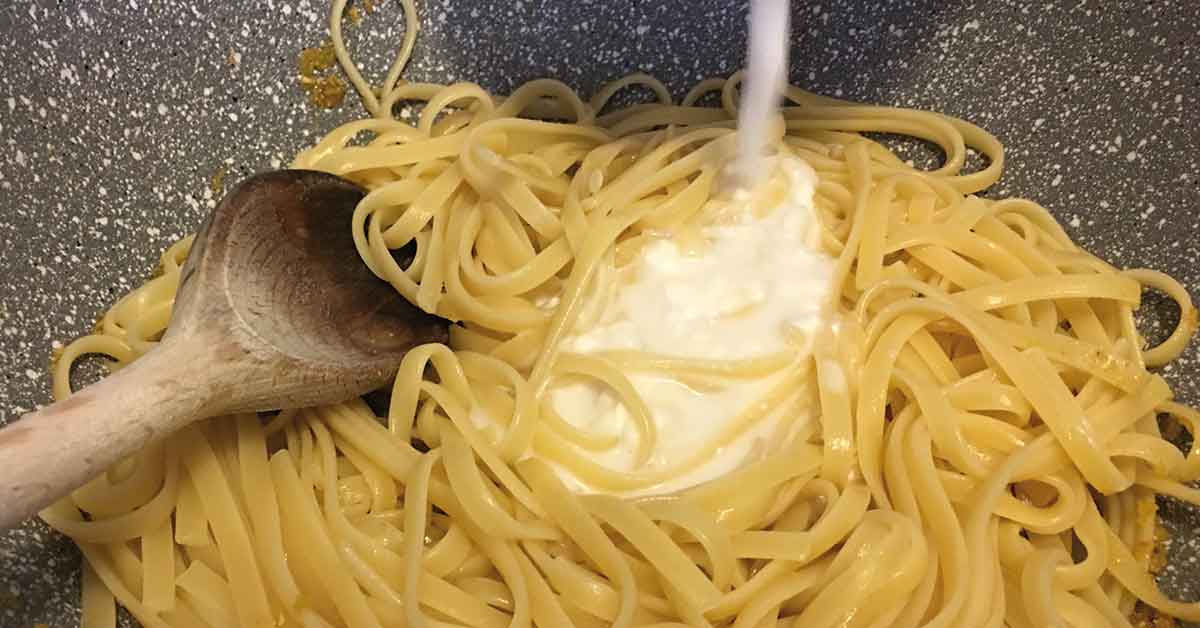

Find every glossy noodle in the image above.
[43,1,1200,627]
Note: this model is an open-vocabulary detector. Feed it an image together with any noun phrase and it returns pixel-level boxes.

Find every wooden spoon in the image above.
[0,170,448,530]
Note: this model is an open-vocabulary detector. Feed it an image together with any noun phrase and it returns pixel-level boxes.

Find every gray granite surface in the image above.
[1,0,1198,625]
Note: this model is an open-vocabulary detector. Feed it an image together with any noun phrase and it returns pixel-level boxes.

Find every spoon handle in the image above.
[0,341,215,530]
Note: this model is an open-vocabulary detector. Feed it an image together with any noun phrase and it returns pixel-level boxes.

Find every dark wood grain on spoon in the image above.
[0,170,448,530]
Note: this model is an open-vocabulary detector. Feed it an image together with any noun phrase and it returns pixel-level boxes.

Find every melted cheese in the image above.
[543,157,837,495]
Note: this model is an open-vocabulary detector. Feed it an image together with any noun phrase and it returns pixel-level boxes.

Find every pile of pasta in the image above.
[42,1,1200,626]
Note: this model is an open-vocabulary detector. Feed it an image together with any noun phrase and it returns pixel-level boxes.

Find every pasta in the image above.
[41,1,1200,626]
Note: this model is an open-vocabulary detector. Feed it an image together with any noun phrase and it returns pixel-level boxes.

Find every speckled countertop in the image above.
[1,0,1198,626]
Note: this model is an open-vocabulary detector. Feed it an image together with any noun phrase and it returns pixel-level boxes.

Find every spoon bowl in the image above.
[172,169,448,411]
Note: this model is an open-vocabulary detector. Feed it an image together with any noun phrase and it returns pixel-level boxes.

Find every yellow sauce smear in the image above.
[296,1,378,109]
[298,40,347,109]
[210,165,228,197]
